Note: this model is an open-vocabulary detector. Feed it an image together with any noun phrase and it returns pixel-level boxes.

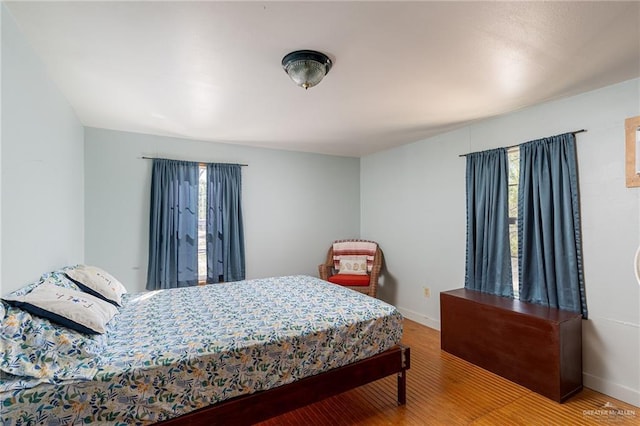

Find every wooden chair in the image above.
[318,240,383,298]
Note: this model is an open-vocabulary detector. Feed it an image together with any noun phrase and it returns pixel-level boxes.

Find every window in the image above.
[507,148,519,298]
[147,159,245,290]
[465,134,586,317]
[197,164,207,283]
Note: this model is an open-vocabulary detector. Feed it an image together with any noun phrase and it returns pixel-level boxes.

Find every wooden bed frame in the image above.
[158,344,411,425]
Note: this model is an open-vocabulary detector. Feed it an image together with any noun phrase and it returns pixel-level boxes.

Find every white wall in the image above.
[84,128,360,293]
[361,78,640,406]
[1,5,84,294]
[360,128,468,329]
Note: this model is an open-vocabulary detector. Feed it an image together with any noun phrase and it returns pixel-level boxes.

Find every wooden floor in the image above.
[259,319,638,425]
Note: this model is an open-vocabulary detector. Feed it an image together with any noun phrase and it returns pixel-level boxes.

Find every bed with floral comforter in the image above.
[1,273,403,425]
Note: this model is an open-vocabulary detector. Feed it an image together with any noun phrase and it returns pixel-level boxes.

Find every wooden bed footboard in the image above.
[157,345,411,425]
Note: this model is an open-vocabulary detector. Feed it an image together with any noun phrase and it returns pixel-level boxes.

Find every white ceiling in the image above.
[6,1,640,157]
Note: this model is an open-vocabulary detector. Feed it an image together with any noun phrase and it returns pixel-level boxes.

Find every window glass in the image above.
[198,165,207,283]
[507,148,519,298]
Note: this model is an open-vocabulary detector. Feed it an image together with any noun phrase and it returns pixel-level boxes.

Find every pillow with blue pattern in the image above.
[0,298,105,383]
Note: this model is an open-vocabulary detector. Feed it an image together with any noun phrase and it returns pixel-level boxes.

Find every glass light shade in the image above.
[282,50,332,90]
[285,60,326,89]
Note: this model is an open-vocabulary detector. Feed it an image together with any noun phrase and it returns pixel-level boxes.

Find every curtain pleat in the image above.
[206,164,245,283]
[146,159,199,290]
[465,148,513,297]
[518,133,587,318]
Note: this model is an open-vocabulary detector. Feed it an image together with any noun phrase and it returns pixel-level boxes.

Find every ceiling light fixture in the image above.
[282,50,332,90]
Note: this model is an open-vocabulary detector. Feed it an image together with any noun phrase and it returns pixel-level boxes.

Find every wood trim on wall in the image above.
[625,115,640,187]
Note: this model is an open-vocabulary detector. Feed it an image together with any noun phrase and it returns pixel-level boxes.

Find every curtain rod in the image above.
[140,156,248,166]
[458,129,587,158]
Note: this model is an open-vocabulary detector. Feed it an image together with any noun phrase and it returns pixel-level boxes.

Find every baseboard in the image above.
[583,372,640,408]
[397,307,440,331]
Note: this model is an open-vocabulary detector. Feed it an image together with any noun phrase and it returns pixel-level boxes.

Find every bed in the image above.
[1,270,410,425]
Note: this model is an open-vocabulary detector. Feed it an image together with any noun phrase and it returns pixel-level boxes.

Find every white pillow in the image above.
[66,265,127,307]
[2,282,118,334]
[337,256,369,275]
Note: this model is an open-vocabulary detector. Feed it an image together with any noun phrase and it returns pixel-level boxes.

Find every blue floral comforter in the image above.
[1,275,403,425]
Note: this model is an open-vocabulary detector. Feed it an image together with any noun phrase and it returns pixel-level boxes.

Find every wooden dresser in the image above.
[440,288,582,402]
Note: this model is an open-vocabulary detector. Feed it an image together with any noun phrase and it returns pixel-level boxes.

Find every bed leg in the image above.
[396,345,410,406]
[397,370,407,405]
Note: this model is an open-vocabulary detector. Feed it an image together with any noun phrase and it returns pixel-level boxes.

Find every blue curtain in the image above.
[518,133,587,318]
[146,159,199,290]
[206,163,245,283]
[465,148,513,297]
